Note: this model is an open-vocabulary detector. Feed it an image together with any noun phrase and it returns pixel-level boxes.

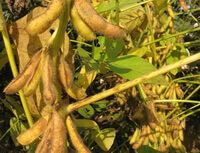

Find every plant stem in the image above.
[136,84,147,100]
[176,80,200,84]
[62,52,200,115]
[48,0,71,103]
[180,109,200,120]
[120,0,153,12]
[185,85,200,100]
[144,4,157,62]
[50,0,71,64]
[115,0,120,25]
[154,99,200,104]
[175,8,200,16]
[172,103,200,119]
[70,39,92,47]
[142,27,200,46]
[0,4,33,127]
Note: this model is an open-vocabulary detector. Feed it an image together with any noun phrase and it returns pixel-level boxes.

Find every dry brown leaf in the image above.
[7,7,59,117]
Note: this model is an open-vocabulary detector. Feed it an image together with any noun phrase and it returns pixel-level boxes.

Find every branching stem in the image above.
[58,52,200,115]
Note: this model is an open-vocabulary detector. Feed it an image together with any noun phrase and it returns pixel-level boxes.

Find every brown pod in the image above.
[50,111,66,153]
[17,117,48,145]
[42,55,56,105]
[26,0,65,35]
[146,101,161,123]
[74,0,126,39]
[36,115,54,153]
[147,125,156,143]
[58,55,74,89]
[23,50,46,96]
[4,50,42,94]
[70,3,96,40]
[66,115,91,153]
[132,125,147,149]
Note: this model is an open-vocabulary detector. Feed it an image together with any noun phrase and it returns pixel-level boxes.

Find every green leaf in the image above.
[127,47,148,57]
[119,5,146,33]
[94,128,116,151]
[77,47,99,71]
[153,0,167,16]
[78,104,95,118]
[93,36,124,61]
[96,0,140,13]
[75,119,99,130]
[166,50,181,75]
[1,96,25,118]
[10,117,28,146]
[138,145,161,153]
[92,100,108,112]
[108,55,167,85]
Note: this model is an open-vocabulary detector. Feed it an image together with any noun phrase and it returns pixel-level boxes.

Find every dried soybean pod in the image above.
[132,125,147,149]
[147,125,156,143]
[66,115,91,153]
[50,111,66,153]
[26,0,65,35]
[17,117,48,145]
[36,115,54,153]
[58,55,74,89]
[66,84,87,100]
[70,3,96,40]
[74,0,126,39]
[42,55,56,105]
[4,50,42,94]
[23,50,46,96]
[178,125,184,141]
[130,128,141,145]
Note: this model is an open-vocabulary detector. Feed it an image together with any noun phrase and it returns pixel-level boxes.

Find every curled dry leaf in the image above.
[66,115,91,153]
[4,50,42,94]
[17,117,48,145]
[74,0,126,39]
[26,0,65,35]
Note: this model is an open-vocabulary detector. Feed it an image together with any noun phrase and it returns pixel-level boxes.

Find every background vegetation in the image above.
[0,0,199,152]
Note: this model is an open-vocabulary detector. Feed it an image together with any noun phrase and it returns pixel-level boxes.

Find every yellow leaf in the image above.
[77,65,98,91]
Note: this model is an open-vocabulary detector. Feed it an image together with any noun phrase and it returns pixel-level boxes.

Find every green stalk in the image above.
[180,109,200,120]
[175,8,200,16]
[144,4,157,62]
[48,0,71,64]
[115,0,120,25]
[176,80,200,84]
[154,99,200,104]
[47,0,71,102]
[185,85,200,100]
[120,0,153,12]
[142,27,200,46]
[0,4,33,127]
[173,103,200,119]
[70,39,92,47]
[136,84,147,100]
